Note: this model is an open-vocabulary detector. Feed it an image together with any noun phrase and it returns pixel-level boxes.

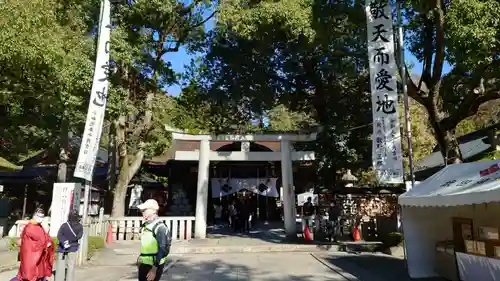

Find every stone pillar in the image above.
[194,139,210,239]
[280,140,296,237]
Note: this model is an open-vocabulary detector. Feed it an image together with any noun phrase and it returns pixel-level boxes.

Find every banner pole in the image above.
[396,0,411,277]
[396,0,415,187]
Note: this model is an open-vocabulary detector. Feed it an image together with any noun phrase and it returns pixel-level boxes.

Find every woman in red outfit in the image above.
[17,208,54,281]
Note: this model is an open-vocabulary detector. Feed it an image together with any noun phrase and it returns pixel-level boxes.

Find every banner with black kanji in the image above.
[365,0,404,183]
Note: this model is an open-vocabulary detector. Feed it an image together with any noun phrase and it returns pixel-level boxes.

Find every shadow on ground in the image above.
[206,221,341,251]
[122,255,342,281]
[317,253,448,281]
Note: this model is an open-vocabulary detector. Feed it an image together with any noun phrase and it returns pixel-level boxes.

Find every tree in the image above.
[197,0,372,186]
[400,98,436,164]
[0,0,95,170]
[404,0,500,164]
[107,0,215,217]
[267,105,316,131]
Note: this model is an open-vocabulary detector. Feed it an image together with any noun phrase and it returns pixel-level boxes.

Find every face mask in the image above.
[34,215,44,223]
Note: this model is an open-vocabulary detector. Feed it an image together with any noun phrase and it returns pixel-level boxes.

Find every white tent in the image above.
[398,159,500,279]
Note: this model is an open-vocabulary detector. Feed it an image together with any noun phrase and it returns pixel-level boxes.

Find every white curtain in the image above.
[211,178,279,198]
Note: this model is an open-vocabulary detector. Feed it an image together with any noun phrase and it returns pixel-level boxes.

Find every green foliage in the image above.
[0,157,21,171]
[108,0,215,216]
[87,236,105,258]
[268,105,316,131]
[0,0,94,161]
[404,0,500,163]
[107,0,215,158]
[479,150,500,161]
[196,0,372,186]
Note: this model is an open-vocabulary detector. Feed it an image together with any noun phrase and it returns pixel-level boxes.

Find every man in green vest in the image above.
[137,199,171,281]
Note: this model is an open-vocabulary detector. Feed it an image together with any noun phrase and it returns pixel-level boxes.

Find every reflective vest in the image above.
[138,219,167,266]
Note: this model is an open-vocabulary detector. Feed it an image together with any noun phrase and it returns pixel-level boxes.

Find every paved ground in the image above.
[0,223,427,281]
[312,252,447,281]
[121,253,357,281]
[0,248,447,281]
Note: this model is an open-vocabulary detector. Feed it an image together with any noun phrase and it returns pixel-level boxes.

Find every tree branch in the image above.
[431,0,446,88]
[420,18,433,90]
[405,64,426,105]
[191,9,217,29]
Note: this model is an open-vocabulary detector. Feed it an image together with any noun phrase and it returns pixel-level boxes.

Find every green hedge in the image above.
[9,236,105,258]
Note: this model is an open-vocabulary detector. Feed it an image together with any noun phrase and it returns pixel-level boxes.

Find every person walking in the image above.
[213,203,222,225]
[55,212,83,281]
[327,201,342,242]
[17,208,54,281]
[239,198,250,233]
[137,199,172,281]
[302,197,315,234]
[228,201,236,229]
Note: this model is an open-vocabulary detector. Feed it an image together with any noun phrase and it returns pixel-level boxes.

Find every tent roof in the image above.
[399,159,500,207]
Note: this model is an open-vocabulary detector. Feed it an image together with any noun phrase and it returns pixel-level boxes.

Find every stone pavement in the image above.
[120,252,356,281]
[0,250,18,273]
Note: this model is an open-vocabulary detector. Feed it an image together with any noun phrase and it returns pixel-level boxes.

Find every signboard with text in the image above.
[49,183,81,236]
[365,0,404,183]
[74,0,112,181]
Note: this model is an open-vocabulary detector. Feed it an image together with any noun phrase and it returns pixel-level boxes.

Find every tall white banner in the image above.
[365,0,404,183]
[74,0,112,181]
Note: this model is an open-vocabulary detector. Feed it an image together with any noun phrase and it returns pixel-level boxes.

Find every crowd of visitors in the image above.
[212,195,255,232]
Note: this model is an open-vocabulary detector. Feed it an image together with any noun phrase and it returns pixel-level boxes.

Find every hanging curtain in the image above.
[211,178,279,198]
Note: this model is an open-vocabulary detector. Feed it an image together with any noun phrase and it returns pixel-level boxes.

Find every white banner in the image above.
[211,178,279,198]
[74,0,112,181]
[365,0,404,183]
[297,192,318,206]
[49,183,81,236]
[129,184,143,208]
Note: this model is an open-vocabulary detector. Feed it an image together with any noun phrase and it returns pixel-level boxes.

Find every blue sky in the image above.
[165,47,189,96]
[166,49,452,96]
[164,8,452,97]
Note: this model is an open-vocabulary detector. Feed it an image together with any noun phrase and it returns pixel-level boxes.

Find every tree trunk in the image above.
[57,119,69,182]
[107,121,117,191]
[111,151,145,217]
[111,156,129,217]
[110,113,148,217]
[429,115,463,165]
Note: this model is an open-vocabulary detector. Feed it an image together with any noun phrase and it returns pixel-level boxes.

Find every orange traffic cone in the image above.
[353,225,361,241]
[304,224,312,242]
[106,223,113,244]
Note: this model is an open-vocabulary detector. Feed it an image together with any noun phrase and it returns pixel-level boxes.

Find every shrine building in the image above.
[148,130,318,238]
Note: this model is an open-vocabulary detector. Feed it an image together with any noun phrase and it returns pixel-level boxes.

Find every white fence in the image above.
[10,216,195,241]
[10,216,108,239]
[109,216,195,241]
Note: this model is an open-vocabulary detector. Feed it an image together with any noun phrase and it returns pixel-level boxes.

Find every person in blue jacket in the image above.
[55,212,83,281]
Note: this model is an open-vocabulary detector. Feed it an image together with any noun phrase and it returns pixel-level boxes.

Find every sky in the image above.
[165,47,190,96]
[164,8,453,97]
[166,48,452,97]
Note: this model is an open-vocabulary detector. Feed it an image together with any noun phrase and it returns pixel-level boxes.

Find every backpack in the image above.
[146,221,172,256]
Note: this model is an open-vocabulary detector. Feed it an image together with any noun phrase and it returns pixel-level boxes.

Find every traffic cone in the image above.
[304,224,312,242]
[106,223,113,244]
[353,225,361,241]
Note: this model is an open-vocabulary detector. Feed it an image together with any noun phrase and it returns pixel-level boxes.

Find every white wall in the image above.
[403,203,500,278]
[174,151,315,161]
